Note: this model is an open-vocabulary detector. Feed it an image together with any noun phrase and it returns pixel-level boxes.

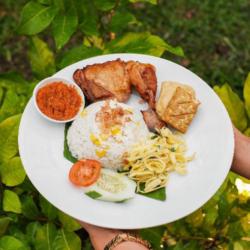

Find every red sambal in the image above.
[36,82,82,121]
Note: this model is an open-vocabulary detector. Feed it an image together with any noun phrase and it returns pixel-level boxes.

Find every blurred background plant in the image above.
[0,0,249,249]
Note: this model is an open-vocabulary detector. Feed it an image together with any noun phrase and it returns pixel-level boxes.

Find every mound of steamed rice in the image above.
[67,100,149,170]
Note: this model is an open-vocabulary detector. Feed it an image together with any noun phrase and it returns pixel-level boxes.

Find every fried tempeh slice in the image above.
[73,59,131,102]
[126,61,157,109]
[156,81,200,133]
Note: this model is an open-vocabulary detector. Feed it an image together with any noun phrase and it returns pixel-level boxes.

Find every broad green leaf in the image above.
[38,0,51,5]
[28,36,56,79]
[139,226,165,250]
[26,222,42,245]
[105,32,184,57]
[244,128,250,137]
[79,1,99,36]
[0,236,26,250]
[214,84,248,131]
[39,195,58,220]
[139,187,166,201]
[234,242,244,250]
[0,114,21,163]
[129,0,157,4]
[0,90,26,123]
[0,157,26,186]
[93,0,116,11]
[3,190,22,214]
[228,221,245,241]
[243,72,250,119]
[7,226,30,249]
[0,88,3,104]
[0,217,12,236]
[109,11,137,32]
[52,6,78,50]
[52,229,81,250]
[18,2,57,35]
[35,223,57,250]
[64,123,77,163]
[82,239,92,250]
[58,211,81,232]
[57,46,102,69]
[0,72,36,96]
[203,205,218,227]
[21,195,40,219]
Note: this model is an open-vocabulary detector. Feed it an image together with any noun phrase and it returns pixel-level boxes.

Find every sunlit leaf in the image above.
[0,157,26,186]
[185,208,204,227]
[93,0,116,11]
[57,45,102,69]
[0,90,26,123]
[52,229,81,250]
[139,226,165,250]
[18,1,57,35]
[0,114,21,163]
[52,5,78,50]
[0,217,12,236]
[21,195,40,220]
[243,72,250,119]
[28,36,56,79]
[35,223,57,250]
[244,128,250,137]
[39,195,58,220]
[0,236,27,250]
[214,84,248,131]
[3,190,22,214]
[105,32,184,57]
[129,0,157,4]
[58,211,81,232]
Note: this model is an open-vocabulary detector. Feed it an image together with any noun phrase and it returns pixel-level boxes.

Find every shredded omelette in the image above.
[123,127,194,193]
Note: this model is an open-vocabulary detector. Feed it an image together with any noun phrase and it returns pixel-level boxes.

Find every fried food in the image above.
[156,81,200,133]
[73,59,131,102]
[141,108,165,132]
[73,59,158,108]
[126,61,157,109]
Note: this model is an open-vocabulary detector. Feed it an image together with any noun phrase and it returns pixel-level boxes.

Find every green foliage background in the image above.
[0,0,250,249]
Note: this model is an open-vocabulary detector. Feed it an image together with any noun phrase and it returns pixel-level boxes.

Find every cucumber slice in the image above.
[84,169,136,202]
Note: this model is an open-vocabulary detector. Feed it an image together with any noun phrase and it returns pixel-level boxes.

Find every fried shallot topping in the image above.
[95,101,132,134]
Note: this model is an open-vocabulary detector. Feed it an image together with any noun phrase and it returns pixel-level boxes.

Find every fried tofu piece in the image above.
[73,59,131,102]
[156,81,200,133]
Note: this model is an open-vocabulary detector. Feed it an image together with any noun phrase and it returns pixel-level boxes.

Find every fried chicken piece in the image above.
[73,59,131,102]
[156,81,200,133]
[141,109,165,132]
[126,61,157,109]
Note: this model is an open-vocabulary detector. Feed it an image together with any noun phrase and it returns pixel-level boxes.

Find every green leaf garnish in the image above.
[64,123,77,163]
[85,191,102,199]
[137,183,166,201]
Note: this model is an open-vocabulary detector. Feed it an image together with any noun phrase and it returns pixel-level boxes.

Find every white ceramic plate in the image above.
[18,53,234,229]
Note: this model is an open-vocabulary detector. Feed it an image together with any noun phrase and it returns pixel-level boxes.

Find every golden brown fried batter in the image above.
[73,59,157,108]
[126,61,157,109]
[73,59,131,102]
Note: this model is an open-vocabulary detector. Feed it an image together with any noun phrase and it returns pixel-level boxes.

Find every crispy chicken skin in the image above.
[126,61,157,109]
[73,59,157,107]
[141,109,165,132]
[73,59,131,102]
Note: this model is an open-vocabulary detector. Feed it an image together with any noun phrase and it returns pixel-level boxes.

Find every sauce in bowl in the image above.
[36,81,82,121]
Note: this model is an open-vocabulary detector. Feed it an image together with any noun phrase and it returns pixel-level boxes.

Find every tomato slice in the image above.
[69,159,101,187]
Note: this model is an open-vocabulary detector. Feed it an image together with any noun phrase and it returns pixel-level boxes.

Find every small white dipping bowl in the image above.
[33,77,85,123]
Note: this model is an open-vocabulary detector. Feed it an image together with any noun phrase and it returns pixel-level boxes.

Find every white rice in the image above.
[67,100,149,169]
